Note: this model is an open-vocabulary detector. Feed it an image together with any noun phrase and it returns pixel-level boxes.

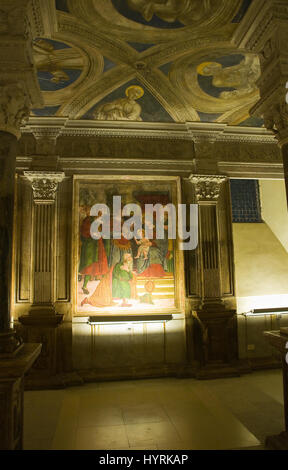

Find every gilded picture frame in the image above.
[72,175,185,317]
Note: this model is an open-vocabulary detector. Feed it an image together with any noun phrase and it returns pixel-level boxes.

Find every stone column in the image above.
[0,83,43,448]
[0,83,31,354]
[18,172,65,386]
[0,0,46,449]
[0,85,43,447]
[190,175,237,378]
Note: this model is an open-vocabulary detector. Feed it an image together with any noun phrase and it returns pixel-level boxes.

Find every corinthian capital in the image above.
[190,175,227,202]
[24,171,65,203]
[0,83,30,139]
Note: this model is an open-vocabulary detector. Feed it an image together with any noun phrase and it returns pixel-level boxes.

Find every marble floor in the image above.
[23,369,285,450]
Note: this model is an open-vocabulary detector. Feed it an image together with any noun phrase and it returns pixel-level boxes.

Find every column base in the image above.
[18,310,64,383]
[265,431,288,450]
[195,364,240,380]
[0,330,23,357]
[193,307,238,367]
[28,304,58,318]
[199,299,226,311]
[19,312,63,327]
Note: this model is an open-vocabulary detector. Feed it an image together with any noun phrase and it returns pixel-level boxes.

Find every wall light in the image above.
[243,307,288,317]
[88,314,173,325]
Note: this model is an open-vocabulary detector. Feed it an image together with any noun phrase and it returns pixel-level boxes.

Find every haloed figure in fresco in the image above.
[94,86,144,122]
[197,55,260,100]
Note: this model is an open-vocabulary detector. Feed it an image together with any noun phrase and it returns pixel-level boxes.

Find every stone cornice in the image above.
[21,118,277,144]
[218,161,284,179]
[55,158,194,176]
[16,156,283,180]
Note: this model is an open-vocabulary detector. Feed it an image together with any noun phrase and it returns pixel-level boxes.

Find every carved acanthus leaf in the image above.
[190,175,226,202]
[24,172,65,203]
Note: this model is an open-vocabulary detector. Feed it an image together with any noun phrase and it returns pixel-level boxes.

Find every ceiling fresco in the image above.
[31,0,263,127]
[83,80,174,123]
[33,39,83,92]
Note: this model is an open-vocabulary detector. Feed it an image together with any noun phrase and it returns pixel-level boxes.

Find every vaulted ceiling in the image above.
[32,0,264,127]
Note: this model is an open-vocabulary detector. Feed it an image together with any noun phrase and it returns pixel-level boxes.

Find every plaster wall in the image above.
[233,213,288,359]
[259,179,288,253]
[233,222,288,313]
[72,316,187,375]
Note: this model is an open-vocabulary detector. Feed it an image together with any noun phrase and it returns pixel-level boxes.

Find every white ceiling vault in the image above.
[30,0,264,128]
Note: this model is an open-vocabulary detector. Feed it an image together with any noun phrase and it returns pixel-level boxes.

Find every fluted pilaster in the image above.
[23,172,65,312]
[190,175,227,306]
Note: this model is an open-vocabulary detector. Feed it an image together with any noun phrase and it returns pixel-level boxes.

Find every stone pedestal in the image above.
[193,308,238,378]
[18,313,63,388]
[0,343,41,450]
[264,328,288,450]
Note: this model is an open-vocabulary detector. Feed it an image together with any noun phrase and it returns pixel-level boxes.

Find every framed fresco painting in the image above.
[73,175,185,316]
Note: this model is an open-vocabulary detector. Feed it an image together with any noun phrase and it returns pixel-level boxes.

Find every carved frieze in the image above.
[0,83,30,139]
[0,4,29,37]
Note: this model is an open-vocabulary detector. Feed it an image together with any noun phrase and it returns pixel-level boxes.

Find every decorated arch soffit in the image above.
[31,0,263,127]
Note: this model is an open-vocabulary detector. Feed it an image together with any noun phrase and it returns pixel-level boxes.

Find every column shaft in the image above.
[0,132,17,332]
[199,203,221,301]
[282,143,288,207]
[34,203,54,305]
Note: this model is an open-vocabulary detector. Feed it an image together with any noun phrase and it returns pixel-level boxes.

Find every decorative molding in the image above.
[218,161,284,179]
[24,171,65,203]
[59,158,194,176]
[29,0,58,38]
[21,118,277,144]
[190,175,227,202]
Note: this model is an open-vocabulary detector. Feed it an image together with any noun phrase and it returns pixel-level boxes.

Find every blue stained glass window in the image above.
[230,179,262,223]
